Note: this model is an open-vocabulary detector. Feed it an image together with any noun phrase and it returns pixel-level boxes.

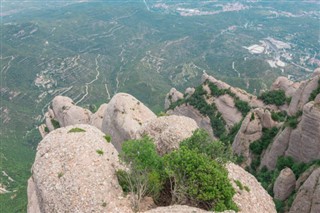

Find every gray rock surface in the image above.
[288,74,319,115]
[273,168,296,201]
[289,167,320,213]
[271,76,300,97]
[226,163,276,213]
[102,93,156,151]
[27,178,41,213]
[136,115,198,155]
[167,104,215,139]
[285,101,320,163]
[295,165,319,191]
[29,124,132,213]
[90,103,108,130]
[214,94,242,127]
[164,88,184,110]
[51,96,92,127]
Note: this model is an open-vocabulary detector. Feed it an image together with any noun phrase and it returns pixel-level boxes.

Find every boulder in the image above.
[184,87,195,98]
[273,168,296,201]
[226,163,276,213]
[51,96,92,127]
[167,104,215,139]
[28,124,132,213]
[101,93,156,151]
[136,115,199,155]
[164,88,184,110]
[289,167,320,213]
[90,103,108,130]
[214,94,242,127]
[44,108,55,132]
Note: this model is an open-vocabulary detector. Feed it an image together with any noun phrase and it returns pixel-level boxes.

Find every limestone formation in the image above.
[226,163,276,213]
[164,88,184,110]
[136,115,199,155]
[273,168,296,201]
[289,167,320,213]
[214,94,242,127]
[167,104,215,139]
[90,103,108,130]
[28,124,132,213]
[101,93,156,151]
[51,96,92,127]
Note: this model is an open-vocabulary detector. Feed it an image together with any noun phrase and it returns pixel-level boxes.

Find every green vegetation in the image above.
[285,111,302,129]
[259,90,286,106]
[58,172,64,178]
[164,147,238,212]
[308,79,320,101]
[104,135,112,143]
[249,127,279,156]
[96,149,104,156]
[234,180,244,190]
[271,111,287,122]
[180,129,234,164]
[68,127,86,133]
[234,99,251,117]
[117,131,238,212]
[51,119,60,129]
[44,126,49,133]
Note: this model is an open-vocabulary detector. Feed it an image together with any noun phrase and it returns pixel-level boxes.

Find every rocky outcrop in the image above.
[167,104,215,139]
[164,88,184,110]
[90,103,108,130]
[136,115,198,155]
[184,87,195,98]
[226,163,276,213]
[260,128,292,170]
[214,94,242,127]
[285,101,320,163]
[102,93,156,151]
[288,74,319,115]
[271,76,300,97]
[50,96,92,127]
[295,165,319,191]
[273,168,296,201]
[232,108,276,166]
[145,205,236,213]
[202,73,265,108]
[289,167,320,213]
[28,124,132,213]
[44,108,55,132]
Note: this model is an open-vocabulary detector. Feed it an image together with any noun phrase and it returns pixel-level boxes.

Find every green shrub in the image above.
[164,147,238,211]
[44,126,49,133]
[271,111,287,122]
[259,90,286,106]
[285,111,302,129]
[96,149,104,156]
[234,180,244,190]
[244,186,250,192]
[308,79,320,101]
[104,135,111,142]
[180,129,234,164]
[68,127,86,133]
[234,98,251,116]
[249,127,279,155]
[274,199,285,213]
[51,119,60,129]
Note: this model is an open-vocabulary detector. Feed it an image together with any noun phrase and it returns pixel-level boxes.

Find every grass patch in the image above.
[104,135,112,142]
[68,127,86,133]
[96,149,104,156]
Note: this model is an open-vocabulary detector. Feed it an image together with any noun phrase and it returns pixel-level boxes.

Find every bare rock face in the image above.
[288,74,319,115]
[226,163,276,213]
[289,167,320,213]
[260,128,292,170]
[214,94,242,127]
[28,124,132,213]
[90,103,108,130]
[232,108,276,166]
[102,93,156,151]
[285,101,320,163]
[184,87,195,98]
[167,104,215,139]
[271,76,300,97]
[136,115,199,155]
[273,168,296,201]
[44,108,55,132]
[295,165,319,191]
[51,96,92,127]
[164,88,184,110]
[27,178,41,213]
